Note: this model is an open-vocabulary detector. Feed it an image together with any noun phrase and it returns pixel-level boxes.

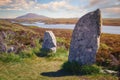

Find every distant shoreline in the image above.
[1,18,120,26]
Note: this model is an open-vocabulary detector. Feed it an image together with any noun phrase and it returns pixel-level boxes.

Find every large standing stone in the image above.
[68,9,102,65]
[42,31,57,53]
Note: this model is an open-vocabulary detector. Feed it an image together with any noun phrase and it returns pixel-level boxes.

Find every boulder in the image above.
[0,36,7,53]
[0,42,7,53]
[7,47,14,53]
[42,31,57,53]
[0,31,7,39]
[104,69,117,75]
[69,9,102,65]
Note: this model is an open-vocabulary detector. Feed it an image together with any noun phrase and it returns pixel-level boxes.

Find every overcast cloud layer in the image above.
[0,0,120,18]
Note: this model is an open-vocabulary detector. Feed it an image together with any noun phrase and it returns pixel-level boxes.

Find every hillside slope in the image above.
[16,13,49,19]
[0,19,39,54]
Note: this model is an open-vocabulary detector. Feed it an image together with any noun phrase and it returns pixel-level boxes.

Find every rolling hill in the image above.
[16,13,49,19]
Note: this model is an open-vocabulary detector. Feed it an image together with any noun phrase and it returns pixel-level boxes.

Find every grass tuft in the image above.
[0,53,22,63]
[47,48,68,61]
[62,61,101,75]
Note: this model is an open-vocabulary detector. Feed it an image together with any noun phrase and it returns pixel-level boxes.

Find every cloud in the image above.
[0,0,78,11]
[86,0,120,18]
[102,7,120,13]
[0,0,120,18]
[0,0,12,6]
[90,0,101,5]
[35,1,68,10]
[0,0,36,10]
[36,0,78,11]
[87,0,120,9]
[102,7,120,18]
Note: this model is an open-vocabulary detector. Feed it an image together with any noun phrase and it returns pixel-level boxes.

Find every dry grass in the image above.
[0,56,118,80]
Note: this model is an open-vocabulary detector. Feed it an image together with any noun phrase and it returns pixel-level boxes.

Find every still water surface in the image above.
[21,22,120,34]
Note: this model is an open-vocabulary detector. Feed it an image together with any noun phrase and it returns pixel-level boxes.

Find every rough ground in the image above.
[0,57,118,80]
[0,19,119,80]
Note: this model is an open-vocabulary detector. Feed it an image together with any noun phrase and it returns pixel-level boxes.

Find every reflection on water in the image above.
[21,22,120,34]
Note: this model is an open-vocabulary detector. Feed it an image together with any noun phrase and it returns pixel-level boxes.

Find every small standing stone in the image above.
[68,9,102,65]
[42,31,57,53]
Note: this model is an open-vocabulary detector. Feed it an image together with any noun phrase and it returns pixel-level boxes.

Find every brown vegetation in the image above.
[103,18,120,26]
[11,18,120,26]
[0,19,39,53]
[0,19,119,61]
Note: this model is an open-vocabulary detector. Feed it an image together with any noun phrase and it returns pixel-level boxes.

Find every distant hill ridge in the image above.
[16,13,49,19]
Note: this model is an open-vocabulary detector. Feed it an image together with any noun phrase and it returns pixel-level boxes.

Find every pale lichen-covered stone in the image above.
[42,31,57,53]
[68,9,102,65]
